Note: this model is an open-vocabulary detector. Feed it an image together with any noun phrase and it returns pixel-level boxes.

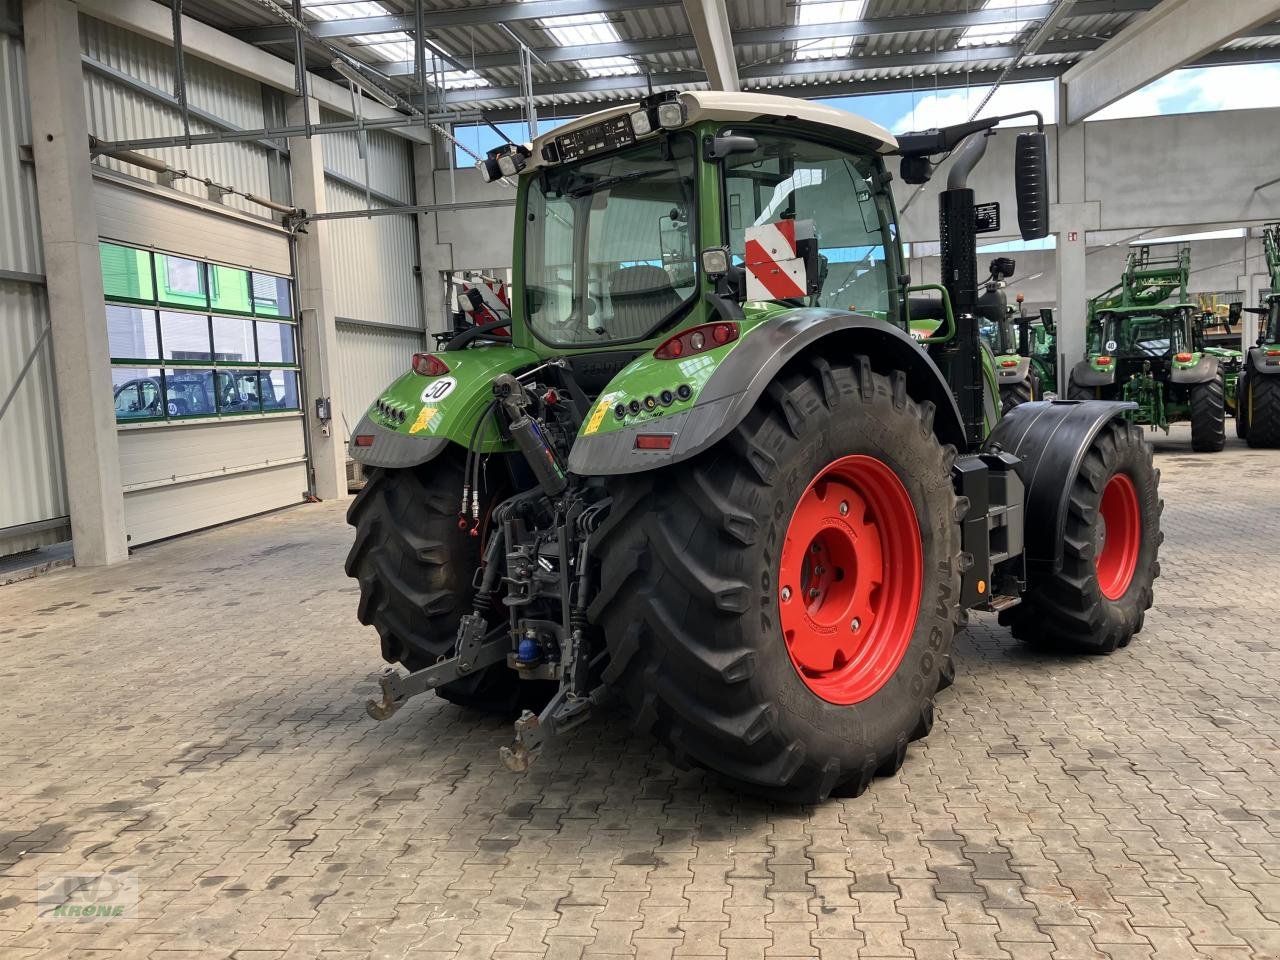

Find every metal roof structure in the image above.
[182,0,1280,124]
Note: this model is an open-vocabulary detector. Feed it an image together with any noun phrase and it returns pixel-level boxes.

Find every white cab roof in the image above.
[525,90,897,171]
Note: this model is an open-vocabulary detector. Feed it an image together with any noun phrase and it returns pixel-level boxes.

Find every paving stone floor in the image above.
[1,423,1277,959]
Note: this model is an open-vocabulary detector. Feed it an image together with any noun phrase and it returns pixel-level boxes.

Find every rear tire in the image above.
[999,420,1161,653]
[1236,373,1249,439]
[345,455,530,713]
[1245,374,1280,448]
[1066,377,1096,402]
[1189,376,1226,452]
[591,357,961,803]
[1000,372,1038,415]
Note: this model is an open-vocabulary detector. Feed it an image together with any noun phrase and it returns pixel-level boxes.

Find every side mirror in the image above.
[1039,307,1056,334]
[1229,301,1242,327]
[704,135,758,161]
[1014,131,1049,241]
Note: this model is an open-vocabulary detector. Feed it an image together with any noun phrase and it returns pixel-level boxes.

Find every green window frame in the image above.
[102,241,300,425]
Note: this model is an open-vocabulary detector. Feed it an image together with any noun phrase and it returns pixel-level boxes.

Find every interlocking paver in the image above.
[1,425,1278,960]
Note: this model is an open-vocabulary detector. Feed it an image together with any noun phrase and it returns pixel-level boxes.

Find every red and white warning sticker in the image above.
[744,219,813,302]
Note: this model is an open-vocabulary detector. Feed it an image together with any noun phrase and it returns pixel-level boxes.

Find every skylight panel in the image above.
[537,12,639,75]
[956,0,1033,48]
[793,0,865,62]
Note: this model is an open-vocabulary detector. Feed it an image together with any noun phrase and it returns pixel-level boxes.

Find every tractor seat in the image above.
[608,265,682,340]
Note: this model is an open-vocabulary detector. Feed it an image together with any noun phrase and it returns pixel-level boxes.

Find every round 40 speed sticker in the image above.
[420,377,457,403]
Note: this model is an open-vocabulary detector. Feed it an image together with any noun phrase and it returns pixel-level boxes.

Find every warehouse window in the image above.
[100,242,300,424]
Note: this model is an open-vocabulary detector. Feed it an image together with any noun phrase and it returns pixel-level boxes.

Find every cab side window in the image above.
[723,133,894,317]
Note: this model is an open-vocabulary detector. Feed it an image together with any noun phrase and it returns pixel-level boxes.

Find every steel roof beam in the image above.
[681,0,738,91]
[232,0,681,44]
[363,0,1157,77]
[1061,0,1280,123]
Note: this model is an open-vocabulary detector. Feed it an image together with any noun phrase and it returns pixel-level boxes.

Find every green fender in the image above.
[347,346,539,469]
[566,308,967,476]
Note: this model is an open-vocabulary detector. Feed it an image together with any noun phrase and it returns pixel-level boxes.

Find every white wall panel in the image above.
[95,175,290,275]
[0,30,42,276]
[335,322,423,442]
[123,461,307,546]
[320,107,414,203]
[0,280,68,554]
[324,179,422,328]
[118,416,305,489]
[80,15,280,217]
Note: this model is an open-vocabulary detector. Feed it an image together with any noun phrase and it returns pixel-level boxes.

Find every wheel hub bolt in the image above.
[839,501,849,516]
[814,566,826,576]
[781,587,791,602]
[850,618,861,632]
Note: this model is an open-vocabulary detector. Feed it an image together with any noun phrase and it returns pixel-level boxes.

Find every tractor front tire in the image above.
[345,456,528,713]
[999,420,1161,653]
[591,358,961,803]
[1245,374,1280,448]
[1000,372,1039,415]
[1189,376,1226,452]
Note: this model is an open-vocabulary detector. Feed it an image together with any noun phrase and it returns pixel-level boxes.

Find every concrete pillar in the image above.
[23,0,128,566]
[1052,80,1101,390]
[286,96,346,501]
[413,141,454,338]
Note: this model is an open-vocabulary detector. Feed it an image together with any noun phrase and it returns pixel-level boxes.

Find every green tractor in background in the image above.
[1068,245,1228,452]
[344,92,1161,803]
[1237,222,1280,446]
[975,257,1059,411]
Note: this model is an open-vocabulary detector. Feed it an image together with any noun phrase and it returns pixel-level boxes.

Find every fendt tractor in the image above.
[345,92,1162,803]
[1237,223,1280,447]
[1068,245,1228,452]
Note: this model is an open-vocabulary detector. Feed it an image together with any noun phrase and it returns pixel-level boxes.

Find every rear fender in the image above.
[1169,354,1218,384]
[995,355,1032,386]
[1071,359,1115,387]
[566,308,966,476]
[984,399,1136,575]
[1248,345,1280,376]
[348,346,539,469]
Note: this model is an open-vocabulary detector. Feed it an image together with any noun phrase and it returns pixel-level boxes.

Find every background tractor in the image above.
[975,263,1056,412]
[345,92,1162,803]
[1237,222,1280,446]
[1068,245,1227,451]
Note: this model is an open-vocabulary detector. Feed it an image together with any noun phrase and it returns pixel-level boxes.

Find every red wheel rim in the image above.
[1096,472,1140,601]
[778,455,923,705]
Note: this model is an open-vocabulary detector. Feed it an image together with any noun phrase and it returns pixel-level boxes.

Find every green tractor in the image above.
[1237,223,1280,446]
[976,261,1058,411]
[345,92,1162,802]
[1068,245,1227,452]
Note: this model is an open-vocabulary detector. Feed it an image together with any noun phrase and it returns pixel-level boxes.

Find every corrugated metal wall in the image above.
[80,16,280,217]
[320,107,414,204]
[324,179,423,328]
[335,323,423,441]
[0,21,68,556]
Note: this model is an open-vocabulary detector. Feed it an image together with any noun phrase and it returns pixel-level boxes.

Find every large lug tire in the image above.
[1245,374,1280,448]
[1189,375,1226,452]
[590,357,961,803]
[999,420,1161,654]
[1066,376,1096,402]
[345,456,529,713]
[999,371,1038,415]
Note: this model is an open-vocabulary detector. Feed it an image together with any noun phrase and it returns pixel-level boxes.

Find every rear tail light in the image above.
[635,434,674,450]
[1096,356,1112,366]
[1267,349,1280,356]
[1174,352,1193,363]
[654,322,739,360]
[412,353,450,376]
[1000,359,1018,368]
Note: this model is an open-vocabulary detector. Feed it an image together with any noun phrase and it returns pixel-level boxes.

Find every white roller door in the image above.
[95,172,308,546]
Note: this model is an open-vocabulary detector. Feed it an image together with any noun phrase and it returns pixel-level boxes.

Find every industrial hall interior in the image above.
[2,0,1280,958]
